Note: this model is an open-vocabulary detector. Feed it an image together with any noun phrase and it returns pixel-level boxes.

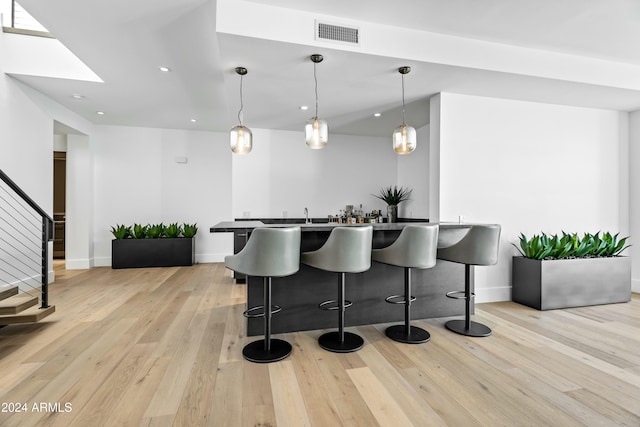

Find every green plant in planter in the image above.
[110,224,131,239]
[112,222,198,239]
[514,231,629,260]
[592,232,630,257]
[372,185,412,206]
[147,223,164,239]
[131,223,148,239]
[183,223,198,238]
[164,222,182,238]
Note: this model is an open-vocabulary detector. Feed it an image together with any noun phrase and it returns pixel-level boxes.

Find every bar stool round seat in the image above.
[437,224,501,337]
[225,227,301,363]
[372,224,439,344]
[301,226,373,353]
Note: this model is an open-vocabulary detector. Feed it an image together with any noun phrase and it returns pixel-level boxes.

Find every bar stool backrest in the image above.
[303,226,373,273]
[374,225,439,269]
[225,227,301,277]
[437,224,501,266]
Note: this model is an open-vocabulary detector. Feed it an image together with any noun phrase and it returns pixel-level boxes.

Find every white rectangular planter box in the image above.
[512,256,631,310]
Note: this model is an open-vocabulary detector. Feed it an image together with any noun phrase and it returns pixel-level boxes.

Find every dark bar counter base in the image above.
[247,259,466,336]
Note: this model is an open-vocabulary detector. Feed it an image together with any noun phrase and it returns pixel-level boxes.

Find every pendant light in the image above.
[392,66,416,155]
[230,67,253,154]
[305,54,328,149]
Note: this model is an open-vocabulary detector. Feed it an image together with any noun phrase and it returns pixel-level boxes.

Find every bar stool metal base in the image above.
[385,324,430,344]
[445,319,492,337]
[242,338,292,363]
[318,331,364,353]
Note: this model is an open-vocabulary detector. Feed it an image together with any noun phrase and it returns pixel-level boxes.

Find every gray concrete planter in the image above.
[112,238,194,269]
[512,256,631,310]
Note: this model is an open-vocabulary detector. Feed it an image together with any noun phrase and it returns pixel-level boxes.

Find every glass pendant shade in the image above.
[305,117,328,149]
[392,123,416,154]
[230,66,252,154]
[230,125,253,154]
[305,54,327,149]
[393,66,416,155]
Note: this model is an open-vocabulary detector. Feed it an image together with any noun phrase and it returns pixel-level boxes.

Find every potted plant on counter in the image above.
[512,231,630,310]
[372,185,412,223]
[111,222,198,269]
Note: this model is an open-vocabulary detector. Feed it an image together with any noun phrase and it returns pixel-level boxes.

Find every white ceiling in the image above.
[13,0,640,137]
[254,0,640,65]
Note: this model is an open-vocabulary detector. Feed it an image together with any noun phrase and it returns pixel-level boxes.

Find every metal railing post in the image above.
[41,216,50,308]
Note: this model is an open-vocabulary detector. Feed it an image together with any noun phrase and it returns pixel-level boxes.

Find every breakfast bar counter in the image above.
[211,220,477,336]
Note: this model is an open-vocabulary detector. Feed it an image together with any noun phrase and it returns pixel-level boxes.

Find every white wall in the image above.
[628,111,640,293]
[232,129,403,219]
[66,134,94,269]
[53,134,67,151]
[437,92,629,302]
[0,78,53,213]
[92,125,232,265]
[0,2,11,26]
[429,94,441,222]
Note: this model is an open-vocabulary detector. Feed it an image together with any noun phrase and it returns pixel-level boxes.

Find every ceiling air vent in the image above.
[315,21,360,46]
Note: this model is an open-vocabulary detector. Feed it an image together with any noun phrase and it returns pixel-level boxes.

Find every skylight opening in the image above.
[2,1,50,34]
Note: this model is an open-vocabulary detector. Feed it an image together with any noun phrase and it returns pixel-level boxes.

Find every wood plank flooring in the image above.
[0,263,639,426]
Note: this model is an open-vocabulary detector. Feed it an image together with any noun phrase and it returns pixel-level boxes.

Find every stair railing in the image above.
[0,169,53,309]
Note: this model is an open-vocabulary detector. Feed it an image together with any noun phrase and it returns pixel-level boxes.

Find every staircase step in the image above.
[0,285,19,301]
[0,294,39,315]
[0,305,55,325]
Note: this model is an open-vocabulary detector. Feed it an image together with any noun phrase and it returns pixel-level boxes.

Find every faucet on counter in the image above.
[304,207,311,224]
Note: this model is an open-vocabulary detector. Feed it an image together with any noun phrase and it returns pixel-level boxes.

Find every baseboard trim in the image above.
[94,257,111,267]
[476,286,511,303]
[196,253,227,263]
[65,259,93,270]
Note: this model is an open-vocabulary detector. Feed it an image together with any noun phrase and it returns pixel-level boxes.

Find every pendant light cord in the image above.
[238,74,244,125]
[314,61,319,118]
[401,73,406,126]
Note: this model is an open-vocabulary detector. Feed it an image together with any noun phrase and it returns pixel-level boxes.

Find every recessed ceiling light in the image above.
[71,94,84,100]
[299,105,309,111]
[374,113,381,117]
[190,119,197,123]
[96,111,105,115]
[158,66,171,72]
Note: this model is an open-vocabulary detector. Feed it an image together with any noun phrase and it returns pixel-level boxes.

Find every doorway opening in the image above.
[53,151,66,259]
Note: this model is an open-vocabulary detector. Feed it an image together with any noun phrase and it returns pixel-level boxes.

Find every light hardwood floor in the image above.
[0,263,639,427]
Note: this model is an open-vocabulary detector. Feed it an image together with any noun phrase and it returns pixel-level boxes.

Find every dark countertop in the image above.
[234,217,429,224]
[209,220,486,248]
[210,219,472,233]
